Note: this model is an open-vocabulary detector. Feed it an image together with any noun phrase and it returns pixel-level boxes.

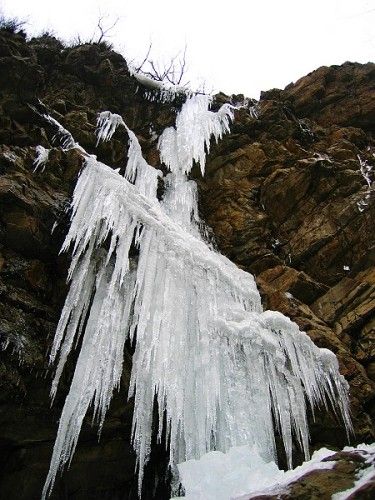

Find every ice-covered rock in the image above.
[42,95,352,499]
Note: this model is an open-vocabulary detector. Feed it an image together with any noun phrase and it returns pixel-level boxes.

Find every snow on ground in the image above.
[171,445,336,500]
[332,444,375,500]
[172,443,375,500]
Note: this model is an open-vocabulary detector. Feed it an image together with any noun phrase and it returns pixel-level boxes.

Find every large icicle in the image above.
[158,94,233,175]
[43,265,136,498]
[43,95,352,499]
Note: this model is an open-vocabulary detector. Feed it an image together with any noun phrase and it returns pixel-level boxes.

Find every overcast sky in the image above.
[1,0,374,98]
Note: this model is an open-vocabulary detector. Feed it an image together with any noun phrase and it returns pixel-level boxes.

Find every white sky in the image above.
[1,0,374,98]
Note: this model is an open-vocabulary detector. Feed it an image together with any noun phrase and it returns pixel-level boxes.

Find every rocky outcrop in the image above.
[0,26,374,499]
[282,62,375,131]
[250,446,375,499]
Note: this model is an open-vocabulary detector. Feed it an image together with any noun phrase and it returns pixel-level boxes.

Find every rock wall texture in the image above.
[0,27,374,499]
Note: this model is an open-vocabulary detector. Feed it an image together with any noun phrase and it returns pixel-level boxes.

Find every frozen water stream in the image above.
[41,95,352,499]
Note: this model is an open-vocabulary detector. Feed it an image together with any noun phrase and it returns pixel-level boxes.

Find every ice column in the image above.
[43,95,352,499]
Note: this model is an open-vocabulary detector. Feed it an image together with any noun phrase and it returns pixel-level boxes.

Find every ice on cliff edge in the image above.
[41,94,352,499]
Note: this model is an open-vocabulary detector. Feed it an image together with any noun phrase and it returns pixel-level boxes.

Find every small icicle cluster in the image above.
[33,145,50,172]
[357,153,374,212]
[42,95,352,499]
[132,70,192,104]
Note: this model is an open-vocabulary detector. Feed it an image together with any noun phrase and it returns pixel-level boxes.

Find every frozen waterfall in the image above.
[42,94,352,499]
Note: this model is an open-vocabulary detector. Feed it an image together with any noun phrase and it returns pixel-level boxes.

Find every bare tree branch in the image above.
[134,42,153,73]
[135,44,190,87]
[96,14,119,44]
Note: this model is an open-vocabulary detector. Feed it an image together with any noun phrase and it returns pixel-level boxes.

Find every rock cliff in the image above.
[0,26,374,499]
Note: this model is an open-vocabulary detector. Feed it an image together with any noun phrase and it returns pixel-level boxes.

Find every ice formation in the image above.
[33,145,50,172]
[172,445,338,500]
[357,153,374,212]
[42,94,352,499]
[174,442,375,500]
[131,67,193,103]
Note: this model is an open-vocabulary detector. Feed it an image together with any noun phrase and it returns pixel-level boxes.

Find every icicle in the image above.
[40,113,84,152]
[158,94,234,176]
[356,154,373,212]
[95,111,162,198]
[96,111,124,143]
[33,145,50,172]
[43,95,352,499]
[43,265,136,499]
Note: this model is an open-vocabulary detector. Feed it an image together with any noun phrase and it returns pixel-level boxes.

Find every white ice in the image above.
[171,445,337,500]
[33,145,50,172]
[42,95,352,499]
[174,443,375,500]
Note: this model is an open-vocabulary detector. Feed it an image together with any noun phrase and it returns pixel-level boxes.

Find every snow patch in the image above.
[2,151,18,163]
[132,71,191,103]
[332,443,375,500]
[171,445,337,500]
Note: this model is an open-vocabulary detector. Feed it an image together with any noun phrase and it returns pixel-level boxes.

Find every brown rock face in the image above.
[0,27,374,500]
[282,62,375,131]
